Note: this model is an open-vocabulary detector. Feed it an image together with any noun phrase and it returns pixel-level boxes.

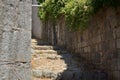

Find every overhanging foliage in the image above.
[37,0,120,31]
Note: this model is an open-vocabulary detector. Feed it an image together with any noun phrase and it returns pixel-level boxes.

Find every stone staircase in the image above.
[31,39,107,80]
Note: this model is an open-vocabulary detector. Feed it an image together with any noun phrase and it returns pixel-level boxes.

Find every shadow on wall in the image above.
[55,53,108,80]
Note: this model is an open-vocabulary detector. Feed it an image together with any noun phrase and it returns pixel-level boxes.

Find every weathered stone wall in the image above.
[32,0,43,39]
[42,7,120,80]
[66,8,120,80]
[42,20,57,45]
[0,0,32,80]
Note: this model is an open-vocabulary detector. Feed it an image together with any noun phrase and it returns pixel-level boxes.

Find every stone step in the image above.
[31,39,51,45]
[32,45,56,50]
[34,50,58,54]
[32,69,59,79]
[32,53,62,60]
[31,39,37,43]
[32,69,107,80]
[34,49,68,54]
[32,69,83,79]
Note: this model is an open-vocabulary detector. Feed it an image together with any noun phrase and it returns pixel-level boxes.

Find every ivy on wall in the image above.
[37,0,120,31]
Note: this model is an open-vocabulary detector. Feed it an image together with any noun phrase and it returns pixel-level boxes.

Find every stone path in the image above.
[31,39,107,80]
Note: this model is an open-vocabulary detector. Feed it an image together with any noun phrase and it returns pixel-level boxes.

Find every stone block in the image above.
[90,45,96,53]
[113,71,120,80]
[101,33,106,41]
[109,15,117,29]
[118,50,120,58]
[106,50,118,61]
[106,8,117,29]
[0,29,31,62]
[0,31,14,61]
[84,46,90,53]
[94,52,101,63]
[99,42,109,52]
[113,29,116,39]
[16,29,31,62]
[2,2,18,32]
[117,39,120,48]
[81,41,87,47]
[117,51,120,70]
[95,44,100,52]
[101,30,113,41]
[110,59,118,71]
[91,37,96,44]
[109,40,116,50]
[118,59,120,70]
[106,30,114,40]
[9,63,31,80]
[0,64,9,80]
[116,27,120,38]
[0,62,31,80]
[18,0,32,31]
[96,35,102,43]
[82,30,89,41]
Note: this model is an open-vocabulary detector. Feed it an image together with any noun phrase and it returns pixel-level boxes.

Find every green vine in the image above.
[37,0,120,31]
[38,0,65,22]
[62,0,93,30]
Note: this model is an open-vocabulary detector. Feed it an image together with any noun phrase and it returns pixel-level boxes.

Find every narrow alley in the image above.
[31,39,107,80]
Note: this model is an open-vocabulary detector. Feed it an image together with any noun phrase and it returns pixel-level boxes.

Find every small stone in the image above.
[32,69,43,78]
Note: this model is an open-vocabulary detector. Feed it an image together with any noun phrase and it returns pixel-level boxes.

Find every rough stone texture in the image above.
[0,63,30,80]
[42,7,120,80]
[0,0,32,80]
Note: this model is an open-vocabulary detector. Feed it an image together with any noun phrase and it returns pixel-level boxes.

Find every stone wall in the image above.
[32,0,43,39]
[0,0,32,80]
[42,7,120,80]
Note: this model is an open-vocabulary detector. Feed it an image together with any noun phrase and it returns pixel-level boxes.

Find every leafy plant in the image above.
[38,0,120,31]
[38,0,65,22]
[62,0,93,30]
